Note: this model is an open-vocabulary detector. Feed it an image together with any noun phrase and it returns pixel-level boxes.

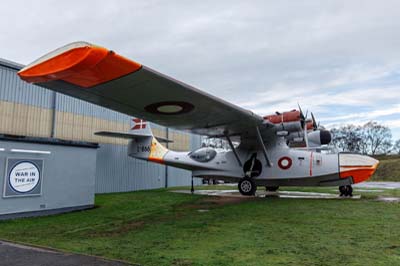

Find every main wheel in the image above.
[339,186,346,196]
[265,186,279,192]
[238,178,257,196]
[339,185,353,197]
[346,185,353,197]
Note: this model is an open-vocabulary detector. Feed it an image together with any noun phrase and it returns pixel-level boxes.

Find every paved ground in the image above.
[354,181,400,189]
[174,189,362,199]
[175,182,400,200]
[0,241,132,266]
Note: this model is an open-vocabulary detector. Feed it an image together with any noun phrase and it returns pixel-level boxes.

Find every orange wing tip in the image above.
[18,41,142,88]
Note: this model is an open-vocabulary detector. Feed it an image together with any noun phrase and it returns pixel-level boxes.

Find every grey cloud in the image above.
[1,0,399,136]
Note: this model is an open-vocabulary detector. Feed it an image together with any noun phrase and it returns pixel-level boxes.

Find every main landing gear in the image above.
[265,186,279,192]
[339,185,353,197]
[238,177,256,196]
[239,153,261,196]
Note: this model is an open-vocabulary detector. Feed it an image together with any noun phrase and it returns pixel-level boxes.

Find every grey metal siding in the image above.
[0,59,203,194]
[95,143,166,193]
[0,140,97,216]
[0,65,53,109]
[56,93,130,122]
[95,143,202,193]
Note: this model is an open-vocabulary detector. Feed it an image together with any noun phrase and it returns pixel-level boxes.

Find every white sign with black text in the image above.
[3,158,43,198]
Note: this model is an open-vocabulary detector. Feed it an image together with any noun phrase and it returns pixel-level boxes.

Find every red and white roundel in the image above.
[278,157,292,170]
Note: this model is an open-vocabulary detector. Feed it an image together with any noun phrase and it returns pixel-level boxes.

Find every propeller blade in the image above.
[298,103,305,120]
[311,112,318,130]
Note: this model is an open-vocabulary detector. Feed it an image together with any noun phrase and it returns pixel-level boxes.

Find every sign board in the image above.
[3,158,44,198]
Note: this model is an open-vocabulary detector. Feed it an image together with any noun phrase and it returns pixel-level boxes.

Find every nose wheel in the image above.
[339,185,353,197]
[238,177,257,196]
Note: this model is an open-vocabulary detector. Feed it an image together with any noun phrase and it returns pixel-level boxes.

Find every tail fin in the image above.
[94,117,170,163]
[129,118,152,136]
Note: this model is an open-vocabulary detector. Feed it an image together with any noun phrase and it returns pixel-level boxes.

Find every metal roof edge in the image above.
[0,134,99,149]
[0,58,25,71]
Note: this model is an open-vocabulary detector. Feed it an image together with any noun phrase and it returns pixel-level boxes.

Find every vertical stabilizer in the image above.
[127,118,169,163]
[130,118,153,136]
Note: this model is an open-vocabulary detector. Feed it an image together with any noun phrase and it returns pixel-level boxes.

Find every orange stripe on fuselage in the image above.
[18,45,142,88]
[148,157,165,164]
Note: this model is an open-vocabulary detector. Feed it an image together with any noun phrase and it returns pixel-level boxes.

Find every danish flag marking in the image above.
[132,118,147,130]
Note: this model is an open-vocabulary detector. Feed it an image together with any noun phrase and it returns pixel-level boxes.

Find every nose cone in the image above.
[339,154,379,184]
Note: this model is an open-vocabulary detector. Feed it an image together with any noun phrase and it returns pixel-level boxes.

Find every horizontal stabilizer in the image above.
[94,131,173,143]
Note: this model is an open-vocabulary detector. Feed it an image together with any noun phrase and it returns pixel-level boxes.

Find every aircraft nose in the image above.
[339,154,379,184]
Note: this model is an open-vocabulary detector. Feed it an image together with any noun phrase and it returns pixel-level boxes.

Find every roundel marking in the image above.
[144,101,194,115]
[278,156,292,170]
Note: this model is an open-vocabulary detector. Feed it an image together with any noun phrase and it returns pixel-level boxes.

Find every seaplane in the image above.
[18,42,379,196]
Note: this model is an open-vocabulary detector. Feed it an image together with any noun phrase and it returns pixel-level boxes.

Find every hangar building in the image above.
[0,58,202,219]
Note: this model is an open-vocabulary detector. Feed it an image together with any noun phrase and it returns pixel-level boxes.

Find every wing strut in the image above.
[225,133,242,167]
[255,126,272,167]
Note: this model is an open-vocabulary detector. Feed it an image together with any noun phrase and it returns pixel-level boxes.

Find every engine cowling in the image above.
[307,130,332,146]
[264,110,304,133]
[286,130,331,147]
[264,110,300,123]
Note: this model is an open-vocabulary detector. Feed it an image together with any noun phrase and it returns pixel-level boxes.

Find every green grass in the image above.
[0,187,399,266]
[371,155,400,181]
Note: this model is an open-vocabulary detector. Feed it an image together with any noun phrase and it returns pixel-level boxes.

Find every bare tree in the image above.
[364,121,392,155]
[330,125,364,153]
[330,121,392,155]
[393,139,400,154]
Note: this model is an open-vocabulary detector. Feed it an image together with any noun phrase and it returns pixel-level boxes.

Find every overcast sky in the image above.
[1,0,400,139]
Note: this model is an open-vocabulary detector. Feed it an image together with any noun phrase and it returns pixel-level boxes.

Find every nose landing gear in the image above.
[339,185,353,197]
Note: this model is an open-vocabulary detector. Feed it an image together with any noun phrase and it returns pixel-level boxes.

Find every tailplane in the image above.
[94,118,171,163]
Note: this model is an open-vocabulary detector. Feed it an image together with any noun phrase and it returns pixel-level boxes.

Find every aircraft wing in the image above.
[18,42,265,138]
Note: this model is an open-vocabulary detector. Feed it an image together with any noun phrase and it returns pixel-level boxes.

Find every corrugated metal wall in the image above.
[0,59,202,193]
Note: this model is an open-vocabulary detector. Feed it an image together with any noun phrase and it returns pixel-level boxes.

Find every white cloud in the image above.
[0,0,399,138]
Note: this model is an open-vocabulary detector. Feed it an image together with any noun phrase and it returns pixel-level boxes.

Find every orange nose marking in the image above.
[340,163,379,183]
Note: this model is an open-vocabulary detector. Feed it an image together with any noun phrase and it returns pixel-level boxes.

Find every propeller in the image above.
[298,103,305,120]
[297,103,308,129]
[311,112,318,130]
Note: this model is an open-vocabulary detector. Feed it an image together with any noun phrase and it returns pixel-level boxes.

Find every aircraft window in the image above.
[189,148,217,162]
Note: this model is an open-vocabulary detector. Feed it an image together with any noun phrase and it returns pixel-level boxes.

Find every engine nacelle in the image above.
[264,110,304,133]
[286,130,331,147]
[264,110,300,123]
[274,121,303,133]
[307,130,332,146]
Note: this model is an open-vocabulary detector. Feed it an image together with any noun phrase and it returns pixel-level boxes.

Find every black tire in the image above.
[339,185,353,197]
[339,186,346,196]
[346,185,353,197]
[238,178,257,196]
[266,186,279,192]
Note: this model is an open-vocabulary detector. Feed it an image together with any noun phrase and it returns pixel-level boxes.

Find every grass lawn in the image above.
[371,155,400,181]
[0,187,399,266]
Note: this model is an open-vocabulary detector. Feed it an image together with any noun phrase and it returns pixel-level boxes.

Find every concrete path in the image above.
[175,182,400,199]
[0,241,132,266]
[173,189,362,199]
[354,182,400,189]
